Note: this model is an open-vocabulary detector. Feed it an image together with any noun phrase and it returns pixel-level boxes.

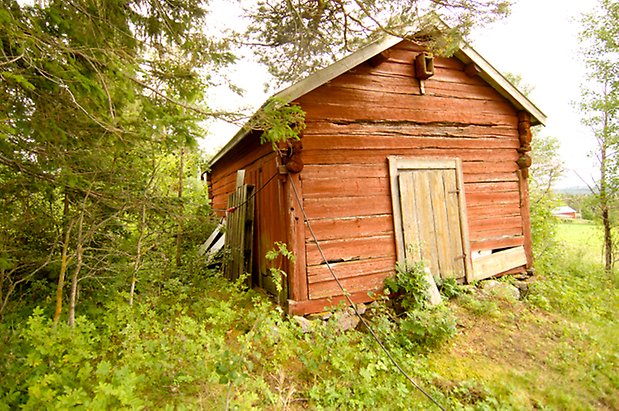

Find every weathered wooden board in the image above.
[466,203,521,219]
[304,214,393,242]
[303,120,518,139]
[307,256,396,283]
[305,234,395,266]
[301,148,520,165]
[471,246,527,281]
[302,176,390,198]
[298,99,518,126]
[223,181,255,285]
[303,195,392,219]
[302,163,387,179]
[301,84,517,115]
[301,135,520,151]
[470,236,524,252]
[309,271,391,299]
[288,290,383,316]
[467,215,523,231]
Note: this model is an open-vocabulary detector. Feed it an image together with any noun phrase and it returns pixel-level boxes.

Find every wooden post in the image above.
[284,172,309,307]
[517,111,533,268]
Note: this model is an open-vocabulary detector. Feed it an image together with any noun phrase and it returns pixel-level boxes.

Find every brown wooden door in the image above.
[389,157,472,281]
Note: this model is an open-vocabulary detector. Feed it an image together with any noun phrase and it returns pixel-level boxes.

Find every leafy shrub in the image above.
[437,277,465,299]
[395,306,458,352]
[384,260,429,312]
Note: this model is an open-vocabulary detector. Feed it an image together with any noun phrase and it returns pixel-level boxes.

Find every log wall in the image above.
[208,132,289,289]
[295,41,526,304]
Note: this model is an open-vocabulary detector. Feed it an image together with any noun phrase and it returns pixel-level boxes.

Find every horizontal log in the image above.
[299,85,518,118]
[302,148,520,165]
[304,214,394,242]
[385,47,464,71]
[348,58,488,88]
[309,271,391,299]
[470,235,524,252]
[463,172,519,184]
[287,290,382,315]
[464,181,520,193]
[462,160,519,174]
[469,225,523,241]
[424,79,505,102]
[303,120,518,139]
[466,203,521,219]
[465,190,521,206]
[300,102,518,127]
[307,256,396,283]
[301,163,387,179]
[327,66,507,104]
[305,235,395,266]
[467,215,523,230]
[327,72,421,96]
[301,135,520,151]
[303,195,392,219]
[303,176,390,198]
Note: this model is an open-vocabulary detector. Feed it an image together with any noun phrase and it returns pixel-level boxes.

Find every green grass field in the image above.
[557,220,604,263]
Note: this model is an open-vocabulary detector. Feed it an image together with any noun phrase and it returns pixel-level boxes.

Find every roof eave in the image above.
[454,44,547,126]
[209,34,547,168]
[208,35,404,167]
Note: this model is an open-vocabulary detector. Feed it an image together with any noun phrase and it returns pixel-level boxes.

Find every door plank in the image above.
[444,170,466,278]
[398,172,422,261]
[429,169,453,276]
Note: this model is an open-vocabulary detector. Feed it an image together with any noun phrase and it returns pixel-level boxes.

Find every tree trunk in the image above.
[129,203,146,307]
[175,146,184,267]
[68,209,85,328]
[602,206,613,272]
[53,193,73,326]
[599,102,614,274]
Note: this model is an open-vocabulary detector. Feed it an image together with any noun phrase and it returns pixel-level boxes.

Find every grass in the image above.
[422,220,619,410]
[557,220,604,263]
[2,221,618,409]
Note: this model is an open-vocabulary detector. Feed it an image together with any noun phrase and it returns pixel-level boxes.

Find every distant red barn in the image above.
[207,34,546,315]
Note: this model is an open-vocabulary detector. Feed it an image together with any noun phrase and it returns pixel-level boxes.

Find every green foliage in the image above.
[529,134,563,270]
[256,98,306,149]
[0,0,228,321]
[384,259,429,312]
[436,277,465,299]
[578,0,619,272]
[265,241,295,305]
[458,293,501,318]
[395,306,457,352]
[245,0,510,85]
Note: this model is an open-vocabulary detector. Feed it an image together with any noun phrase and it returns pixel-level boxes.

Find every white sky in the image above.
[201,0,600,188]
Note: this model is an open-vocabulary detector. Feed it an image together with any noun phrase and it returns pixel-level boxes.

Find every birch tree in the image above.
[578,0,619,273]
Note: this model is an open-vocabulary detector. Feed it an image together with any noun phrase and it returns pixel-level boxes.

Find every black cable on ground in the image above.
[288,175,446,411]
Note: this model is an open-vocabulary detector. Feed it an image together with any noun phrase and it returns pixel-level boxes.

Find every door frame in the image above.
[388,156,473,283]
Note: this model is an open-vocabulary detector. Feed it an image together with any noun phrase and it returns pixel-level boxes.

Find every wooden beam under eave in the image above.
[464,63,481,77]
[369,51,391,67]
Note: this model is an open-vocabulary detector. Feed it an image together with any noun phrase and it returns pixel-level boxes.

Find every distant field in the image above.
[556,221,603,263]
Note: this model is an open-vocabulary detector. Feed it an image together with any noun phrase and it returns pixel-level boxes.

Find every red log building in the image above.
[207,34,546,315]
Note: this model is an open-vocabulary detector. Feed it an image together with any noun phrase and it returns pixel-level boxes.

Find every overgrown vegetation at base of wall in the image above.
[1,230,617,410]
[0,266,460,410]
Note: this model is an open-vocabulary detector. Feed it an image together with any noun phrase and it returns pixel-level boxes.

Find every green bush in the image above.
[395,306,458,352]
[384,259,429,312]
